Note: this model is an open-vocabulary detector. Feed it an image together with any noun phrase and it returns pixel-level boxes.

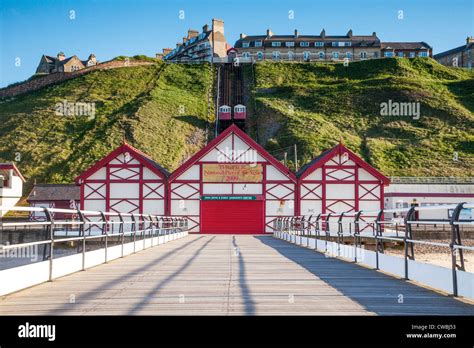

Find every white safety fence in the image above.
[0,206,189,296]
[274,203,474,300]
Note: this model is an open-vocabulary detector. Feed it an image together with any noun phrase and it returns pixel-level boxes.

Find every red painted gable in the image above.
[75,142,168,184]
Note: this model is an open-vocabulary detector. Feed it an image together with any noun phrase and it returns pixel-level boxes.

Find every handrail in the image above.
[0,206,189,281]
[274,202,474,297]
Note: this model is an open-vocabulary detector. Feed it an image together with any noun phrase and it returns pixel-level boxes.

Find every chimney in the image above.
[188,29,199,39]
[467,36,474,44]
[57,52,66,61]
[320,29,326,38]
[347,29,353,37]
[155,53,163,60]
[294,29,299,38]
[372,32,377,37]
[266,28,273,37]
[163,48,172,55]
[212,18,224,34]
[240,33,247,39]
[176,43,180,48]
[183,37,188,44]
[202,24,209,32]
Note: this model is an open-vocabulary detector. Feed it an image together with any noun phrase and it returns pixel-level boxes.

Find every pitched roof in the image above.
[234,31,380,48]
[169,124,297,182]
[381,42,432,50]
[296,148,333,177]
[434,43,473,58]
[75,142,169,184]
[296,143,390,185]
[0,163,26,182]
[27,184,80,202]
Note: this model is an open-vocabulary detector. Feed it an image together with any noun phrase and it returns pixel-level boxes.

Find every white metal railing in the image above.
[0,206,189,281]
[274,202,474,297]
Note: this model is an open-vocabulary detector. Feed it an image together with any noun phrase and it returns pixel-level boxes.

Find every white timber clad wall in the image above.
[170,165,200,232]
[265,164,295,232]
[170,131,296,233]
[299,152,383,233]
[82,150,166,216]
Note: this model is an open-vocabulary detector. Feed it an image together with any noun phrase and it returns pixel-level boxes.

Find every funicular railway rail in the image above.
[216,63,246,134]
[274,202,474,299]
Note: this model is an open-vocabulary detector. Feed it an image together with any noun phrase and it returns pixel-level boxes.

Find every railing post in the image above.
[142,215,146,250]
[315,214,321,250]
[325,214,332,253]
[306,215,312,248]
[337,212,345,257]
[148,215,153,247]
[131,214,137,253]
[100,212,107,263]
[449,202,466,297]
[375,210,384,270]
[118,213,124,258]
[44,208,54,281]
[76,210,85,269]
[404,206,416,280]
[354,211,362,263]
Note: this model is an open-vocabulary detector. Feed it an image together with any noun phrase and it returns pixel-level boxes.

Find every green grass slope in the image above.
[0,61,213,188]
[249,58,474,176]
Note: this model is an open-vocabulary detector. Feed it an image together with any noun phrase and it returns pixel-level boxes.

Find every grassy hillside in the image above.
[0,57,472,191]
[0,61,214,189]
[247,58,474,176]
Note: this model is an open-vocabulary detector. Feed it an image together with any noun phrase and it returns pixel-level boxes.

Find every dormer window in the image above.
[242,42,250,48]
[315,42,324,47]
[254,41,262,47]
[285,41,295,47]
[272,42,281,47]
[300,42,309,47]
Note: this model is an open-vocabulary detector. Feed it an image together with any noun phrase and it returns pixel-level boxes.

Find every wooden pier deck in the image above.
[1,235,473,315]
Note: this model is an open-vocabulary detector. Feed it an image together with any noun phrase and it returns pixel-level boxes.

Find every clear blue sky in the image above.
[0,0,473,87]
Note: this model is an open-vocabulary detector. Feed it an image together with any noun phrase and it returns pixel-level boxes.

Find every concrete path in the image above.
[1,235,473,315]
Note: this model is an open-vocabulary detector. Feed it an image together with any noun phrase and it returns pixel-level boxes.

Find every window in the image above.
[243,52,250,58]
[319,51,325,60]
[257,51,264,60]
[303,51,311,60]
[254,40,262,47]
[398,52,404,57]
[332,52,339,59]
[332,42,339,47]
[272,42,281,47]
[316,42,324,47]
[344,42,352,47]
[242,42,250,48]
[360,51,367,59]
[409,52,415,58]
[285,41,295,47]
[287,51,294,60]
[272,51,281,60]
[300,41,309,47]
[419,51,428,57]
[384,51,394,57]
[346,52,352,59]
